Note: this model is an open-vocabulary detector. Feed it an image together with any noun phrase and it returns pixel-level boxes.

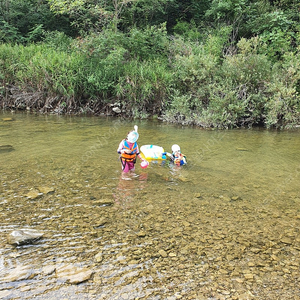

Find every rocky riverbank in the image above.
[1,85,139,117]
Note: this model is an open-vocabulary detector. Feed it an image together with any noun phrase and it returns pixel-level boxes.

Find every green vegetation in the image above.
[1,0,300,128]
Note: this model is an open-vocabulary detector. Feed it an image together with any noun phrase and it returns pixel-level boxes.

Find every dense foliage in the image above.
[1,0,300,128]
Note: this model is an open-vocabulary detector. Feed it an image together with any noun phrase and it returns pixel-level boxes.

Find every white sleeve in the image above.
[117,140,124,153]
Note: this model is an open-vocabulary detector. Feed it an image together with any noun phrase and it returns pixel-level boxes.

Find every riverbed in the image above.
[0,112,299,300]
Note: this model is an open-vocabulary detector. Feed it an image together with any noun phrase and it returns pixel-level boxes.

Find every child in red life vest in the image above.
[117,125,147,173]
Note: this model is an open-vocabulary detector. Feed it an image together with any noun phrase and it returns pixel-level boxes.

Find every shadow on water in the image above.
[0,112,300,300]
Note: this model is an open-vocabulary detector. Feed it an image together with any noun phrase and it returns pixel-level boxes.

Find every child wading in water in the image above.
[117,125,147,173]
[163,144,187,166]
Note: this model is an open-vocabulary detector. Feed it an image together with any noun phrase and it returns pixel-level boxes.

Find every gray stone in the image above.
[112,107,121,114]
[7,229,44,246]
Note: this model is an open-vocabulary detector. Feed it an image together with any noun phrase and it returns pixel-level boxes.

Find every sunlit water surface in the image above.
[0,113,299,300]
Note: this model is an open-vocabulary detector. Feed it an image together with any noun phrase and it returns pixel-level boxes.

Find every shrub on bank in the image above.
[163,36,300,128]
[0,29,300,128]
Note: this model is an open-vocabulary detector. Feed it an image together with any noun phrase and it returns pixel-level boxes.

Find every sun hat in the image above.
[172,144,181,153]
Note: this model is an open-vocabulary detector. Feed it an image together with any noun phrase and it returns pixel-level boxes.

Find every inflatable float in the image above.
[140,145,166,160]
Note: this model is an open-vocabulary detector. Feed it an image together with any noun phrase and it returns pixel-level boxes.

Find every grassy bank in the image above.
[1,28,300,128]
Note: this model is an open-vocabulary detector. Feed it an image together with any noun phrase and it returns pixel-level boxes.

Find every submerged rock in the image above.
[38,186,55,194]
[25,190,43,200]
[95,252,103,262]
[41,265,56,276]
[3,265,36,282]
[0,145,14,153]
[92,199,114,206]
[7,228,44,246]
[231,196,242,201]
[158,249,168,258]
[56,264,94,284]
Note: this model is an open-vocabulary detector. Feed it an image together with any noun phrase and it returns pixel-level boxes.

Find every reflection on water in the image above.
[114,172,149,208]
[0,112,300,300]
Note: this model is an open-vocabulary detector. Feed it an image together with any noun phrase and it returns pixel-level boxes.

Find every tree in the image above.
[0,0,75,43]
[47,0,138,32]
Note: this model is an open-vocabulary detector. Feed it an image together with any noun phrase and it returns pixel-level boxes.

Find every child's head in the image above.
[172,144,181,152]
[127,129,139,143]
[172,144,181,155]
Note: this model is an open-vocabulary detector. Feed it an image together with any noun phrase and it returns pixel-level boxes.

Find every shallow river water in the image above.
[0,112,299,300]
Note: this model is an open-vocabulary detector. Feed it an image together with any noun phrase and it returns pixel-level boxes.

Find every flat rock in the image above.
[41,265,56,275]
[56,264,94,284]
[281,237,293,245]
[92,199,114,206]
[7,228,44,246]
[137,231,146,237]
[244,273,254,280]
[25,190,43,200]
[38,186,55,194]
[0,145,14,152]
[3,265,36,282]
[0,291,12,298]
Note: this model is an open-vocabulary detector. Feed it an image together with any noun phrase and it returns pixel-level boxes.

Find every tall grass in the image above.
[115,59,173,118]
[1,29,300,127]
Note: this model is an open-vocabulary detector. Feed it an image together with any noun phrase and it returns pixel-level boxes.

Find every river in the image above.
[0,112,299,300]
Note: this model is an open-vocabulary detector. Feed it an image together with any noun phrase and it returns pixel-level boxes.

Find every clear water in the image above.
[0,112,299,299]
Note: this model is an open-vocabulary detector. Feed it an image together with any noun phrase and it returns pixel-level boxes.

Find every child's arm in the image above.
[137,153,148,162]
[117,140,124,154]
[117,140,132,154]
[162,152,174,161]
[136,145,146,161]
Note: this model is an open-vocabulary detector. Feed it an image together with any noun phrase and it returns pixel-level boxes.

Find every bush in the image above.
[116,59,173,118]
[1,26,300,127]
[264,52,300,128]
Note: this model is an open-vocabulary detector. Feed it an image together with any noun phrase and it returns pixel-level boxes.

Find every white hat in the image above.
[127,131,139,143]
[172,144,180,153]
